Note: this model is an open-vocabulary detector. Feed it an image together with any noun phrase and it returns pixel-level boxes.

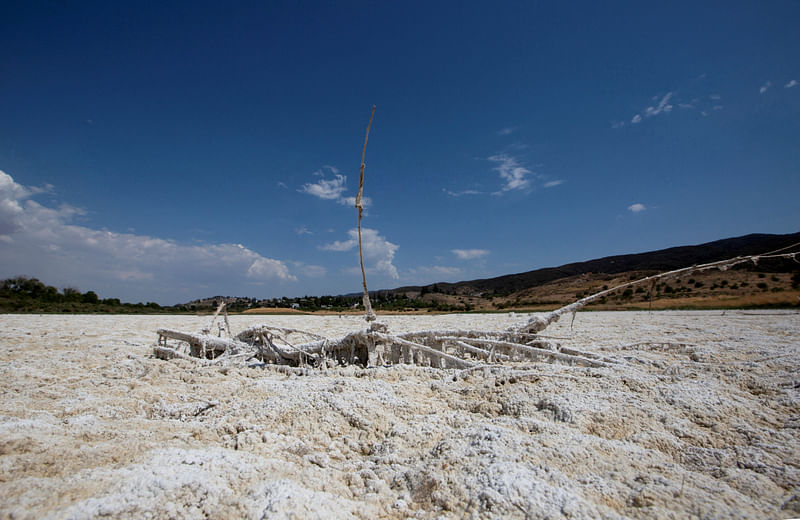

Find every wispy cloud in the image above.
[406,265,463,283]
[628,203,646,213]
[786,80,798,89]
[0,171,296,302]
[299,168,347,200]
[760,81,772,94]
[543,180,564,188]
[320,227,399,278]
[299,166,370,207]
[295,226,312,236]
[291,262,326,278]
[646,92,675,116]
[443,188,482,198]
[488,154,533,193]
[632,92,674,124]
[497,127,515,136]
[452,248,489,260]
[624,88,732,125]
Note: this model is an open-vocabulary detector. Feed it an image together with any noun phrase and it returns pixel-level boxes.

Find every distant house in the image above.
[291,303,300,309]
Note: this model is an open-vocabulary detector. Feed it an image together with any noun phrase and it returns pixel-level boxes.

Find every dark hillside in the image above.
[391,232,800,297]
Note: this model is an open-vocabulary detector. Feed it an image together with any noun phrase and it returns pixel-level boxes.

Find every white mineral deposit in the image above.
[1,310,798,519]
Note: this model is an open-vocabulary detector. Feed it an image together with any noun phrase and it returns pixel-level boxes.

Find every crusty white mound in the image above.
[0,311,798,519]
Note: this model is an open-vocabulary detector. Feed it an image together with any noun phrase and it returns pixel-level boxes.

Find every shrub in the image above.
[757,282,768,290]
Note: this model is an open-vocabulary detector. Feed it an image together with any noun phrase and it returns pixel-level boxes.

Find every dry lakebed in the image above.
[0,311,798,519]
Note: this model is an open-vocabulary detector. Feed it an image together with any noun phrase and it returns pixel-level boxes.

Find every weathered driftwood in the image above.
[157,328,247,359]
[154,345,200,362]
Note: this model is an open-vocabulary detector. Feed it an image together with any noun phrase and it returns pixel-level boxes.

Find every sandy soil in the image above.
[0,311,798,519]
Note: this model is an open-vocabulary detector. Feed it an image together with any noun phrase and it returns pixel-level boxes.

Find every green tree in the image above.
[82,291,99,304]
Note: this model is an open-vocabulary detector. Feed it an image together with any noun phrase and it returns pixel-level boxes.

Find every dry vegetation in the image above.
[410,268,799,312]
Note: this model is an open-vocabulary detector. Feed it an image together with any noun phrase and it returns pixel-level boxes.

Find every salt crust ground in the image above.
[0,311,798,519]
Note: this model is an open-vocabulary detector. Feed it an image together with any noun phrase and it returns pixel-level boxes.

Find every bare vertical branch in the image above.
[356,105,377,322]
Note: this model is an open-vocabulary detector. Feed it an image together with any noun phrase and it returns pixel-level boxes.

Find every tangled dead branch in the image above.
[154,247,797,370]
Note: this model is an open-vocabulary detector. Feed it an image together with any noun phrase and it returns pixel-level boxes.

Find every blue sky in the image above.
[1,1,798,304]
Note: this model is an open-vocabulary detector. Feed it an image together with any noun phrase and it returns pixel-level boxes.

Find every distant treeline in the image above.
[0,277,476,314]
[0,276,172,313]
[249,292,474,313]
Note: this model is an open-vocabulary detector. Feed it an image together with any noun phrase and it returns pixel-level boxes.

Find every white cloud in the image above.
[497,127,515,136]
[628,203,646,213]
[0,170,296,302]
[247,258,294,280]
[299,173,347,200]
[611,120,625,129]
[292,262,327,278]
[321,228,399,278]
[709,94,721,100]
[338,195,372,208]
[760,81,772,94]
[488,154,533,193]
[786,80,798,89]
[443,188,482,198]
[644,92,674,116]
[406,265,463,283]
[452,248,489,260]
[543,180,564,188]
[319,236,356,252]
[631,92,674,124]
[299,166,370,207]
[295,226,312,235]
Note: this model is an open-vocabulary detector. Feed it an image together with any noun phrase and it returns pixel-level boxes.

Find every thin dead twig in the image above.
[356,105,377,322]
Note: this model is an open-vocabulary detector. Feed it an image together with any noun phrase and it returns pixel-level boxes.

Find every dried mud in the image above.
[1,311,798,519]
